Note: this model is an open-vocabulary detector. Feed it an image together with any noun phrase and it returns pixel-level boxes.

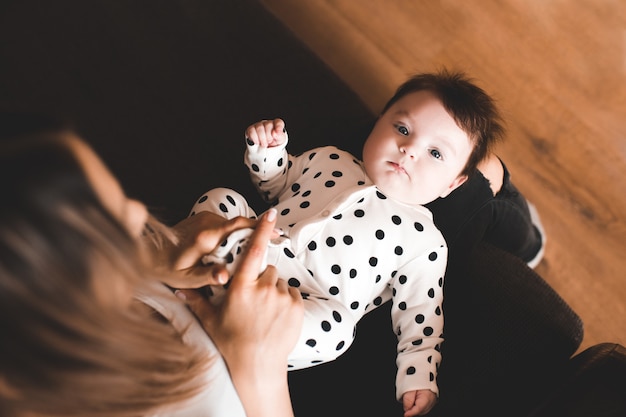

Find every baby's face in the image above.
[362,90,472,205]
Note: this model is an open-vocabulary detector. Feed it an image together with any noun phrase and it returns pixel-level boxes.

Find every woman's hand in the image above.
[177,208,303,417]
[157,211,257,288]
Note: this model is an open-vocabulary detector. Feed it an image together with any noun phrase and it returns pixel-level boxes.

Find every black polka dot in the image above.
[314,172,322,178]
[412,339,423,346]
[251,164,260,172]
[325,180,336,187]
[394,246,403,255]
[376,191,387,199]
[331,265,341,274]
[291,183,301,192]
[375,275,381,283]
[415,314,425,324]
[333,214,342,220]
[332,171,343,177]
[429,252,438,261]
[226,195,236,206]
[300,201,310,208]
[329,153,339,160]
[280,208,290,216]
[343,235,353,245]
[308,152,317,160]
[369,257,378,266]
[198,195,208,204]
[218,203,228,213]
[373,296,383,306]
[406,366,416,375]
[424,327,434,336]
[414,222,424,232]
[336,341,345,351]
[321,321,331,331]
[349,269,357,278]
[354,209,365,217]
[435,306,441,315]
[308,241,317,250]
[302,190,311,197]
[288,278,301,287]
[326,237,336,247]
[283,248,295,258]
[332,311,342,322]
[246,137,254,146]
[350,301,359,310]
[375,229,385,239]
[398,275,407,284]
[392,215,402,225]
[398,301,407,310]
[306,339,317,347]
[329,286,339,295]
[428,288,435,298]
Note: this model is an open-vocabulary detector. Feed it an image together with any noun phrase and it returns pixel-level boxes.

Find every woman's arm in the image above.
[177,209,303,417]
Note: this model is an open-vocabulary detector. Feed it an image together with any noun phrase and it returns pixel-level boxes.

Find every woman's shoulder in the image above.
[137,282,247,417]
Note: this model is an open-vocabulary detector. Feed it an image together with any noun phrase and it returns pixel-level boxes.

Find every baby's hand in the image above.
[401,389,436,417]
[245,118,287,148]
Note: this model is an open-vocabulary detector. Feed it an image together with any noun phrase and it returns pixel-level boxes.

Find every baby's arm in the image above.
[243,118,292,203]
[245,118,287,148]
[401,389,437,417]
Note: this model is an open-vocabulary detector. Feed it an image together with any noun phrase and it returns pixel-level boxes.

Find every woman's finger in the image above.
[171,213,257,271]
[228,208,277,289]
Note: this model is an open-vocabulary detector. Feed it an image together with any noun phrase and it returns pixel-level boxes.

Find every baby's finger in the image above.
[229,208,277,289]
[272,118,286,139]
[245,125,261,145]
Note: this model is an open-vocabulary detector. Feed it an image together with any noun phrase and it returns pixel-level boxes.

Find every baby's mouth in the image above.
[388,161,408,175]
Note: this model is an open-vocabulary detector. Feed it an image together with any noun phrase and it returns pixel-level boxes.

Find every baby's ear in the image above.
[439,174,468,198]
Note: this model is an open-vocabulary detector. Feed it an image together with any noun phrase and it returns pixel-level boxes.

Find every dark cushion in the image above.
[529,343,626,417]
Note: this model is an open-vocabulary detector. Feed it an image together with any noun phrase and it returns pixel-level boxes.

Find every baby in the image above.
[191,70,503,416]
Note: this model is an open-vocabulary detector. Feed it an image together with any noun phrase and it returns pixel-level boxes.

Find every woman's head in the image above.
[0,113,207,416]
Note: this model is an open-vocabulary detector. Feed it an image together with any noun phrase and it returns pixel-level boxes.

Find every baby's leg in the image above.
[268,251,358,369]
[190,187,257,220]
[189,188,260,301]
[287,296,358,369]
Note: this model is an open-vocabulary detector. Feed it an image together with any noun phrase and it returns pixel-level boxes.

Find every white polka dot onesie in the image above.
[190,137,447,399]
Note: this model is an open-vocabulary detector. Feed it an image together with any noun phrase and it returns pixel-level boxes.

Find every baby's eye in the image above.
[430,149,442,160]
[394,124,409,136]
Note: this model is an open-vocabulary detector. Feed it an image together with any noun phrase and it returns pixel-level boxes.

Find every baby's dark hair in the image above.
[382,69,505,177]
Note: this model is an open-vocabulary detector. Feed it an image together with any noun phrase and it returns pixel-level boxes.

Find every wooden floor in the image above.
[260,0,626,353]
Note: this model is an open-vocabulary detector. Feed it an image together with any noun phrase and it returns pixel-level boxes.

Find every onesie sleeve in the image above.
[391,242,447,399]
[243,135,327,204]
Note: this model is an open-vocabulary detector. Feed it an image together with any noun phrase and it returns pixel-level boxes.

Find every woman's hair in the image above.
[0,114,210,416]
[381,69,505,177]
